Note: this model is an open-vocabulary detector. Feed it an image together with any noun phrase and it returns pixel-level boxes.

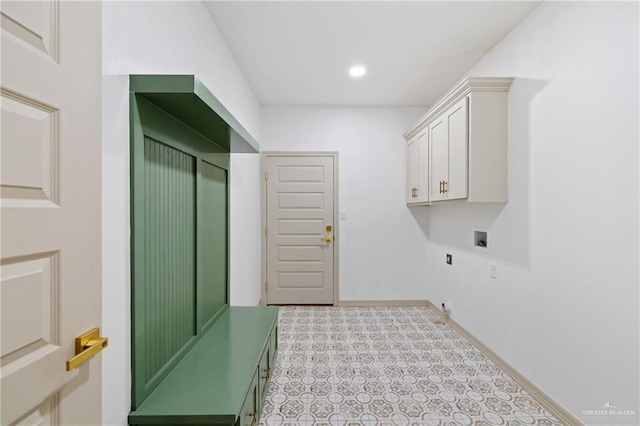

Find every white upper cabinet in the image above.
[404,77,512,205]
[406,129,429,205]
[429,97,468,201]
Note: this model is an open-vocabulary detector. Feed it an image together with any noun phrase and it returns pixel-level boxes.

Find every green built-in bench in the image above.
[128,307,278,426]
[129,76,274,426]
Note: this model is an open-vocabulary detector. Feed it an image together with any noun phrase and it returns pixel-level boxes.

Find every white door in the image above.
[1,2,103,425]
[265,155,336,305]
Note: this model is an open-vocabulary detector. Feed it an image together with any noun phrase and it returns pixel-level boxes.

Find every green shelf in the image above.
[130,75,259,153]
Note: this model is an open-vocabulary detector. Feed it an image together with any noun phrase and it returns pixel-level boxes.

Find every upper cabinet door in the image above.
[429,97,468,201]
[429,117,448,201]
[403,77,512,205]
[406,136,419,203]
[416,129,429,204]
[407,130,430,205]
[445,97,468,200]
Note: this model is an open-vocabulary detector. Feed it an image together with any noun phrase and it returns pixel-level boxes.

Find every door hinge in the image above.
[264,172,269,181]
[265,282,269,292]
[264,227,268,236]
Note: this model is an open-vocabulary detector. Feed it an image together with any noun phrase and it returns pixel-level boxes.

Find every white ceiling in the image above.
[205,1,540,107]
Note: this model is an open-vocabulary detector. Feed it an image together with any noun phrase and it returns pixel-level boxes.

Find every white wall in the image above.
[101,2,639,424]
[102,2,262,424]
[426,2,639,422]
[261,106,430,302]
[229,153,262,306]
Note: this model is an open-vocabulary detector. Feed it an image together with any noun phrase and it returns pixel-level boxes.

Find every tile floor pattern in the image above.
[259,306,563,426]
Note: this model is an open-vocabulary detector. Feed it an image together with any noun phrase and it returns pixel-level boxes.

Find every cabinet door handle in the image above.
[439,181,443,194]
[444,181,448,193]
[246,411,257,426]
[261,367,270,380]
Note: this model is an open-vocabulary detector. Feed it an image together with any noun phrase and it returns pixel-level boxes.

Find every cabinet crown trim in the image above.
[403,77,513,140]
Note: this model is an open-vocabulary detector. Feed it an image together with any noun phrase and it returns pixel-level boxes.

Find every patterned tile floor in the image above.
[259,306,562,426]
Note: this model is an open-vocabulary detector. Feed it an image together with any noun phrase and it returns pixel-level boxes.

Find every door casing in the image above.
[261,152,339,306]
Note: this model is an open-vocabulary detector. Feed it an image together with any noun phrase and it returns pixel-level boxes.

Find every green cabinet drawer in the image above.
[259,325,278,407]
[258,343,270,403]
[237,371,259,426]
[269,325,278,365]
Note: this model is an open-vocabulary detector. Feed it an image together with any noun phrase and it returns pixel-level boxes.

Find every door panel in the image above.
[416,130,429,203]
[406,137,418,203]
[446,98,468,200]
[277,219,324,235]
[13,395,59,426]
[278,245,324,262]
[0,91,58,205]
[429,118,448,201]
[1,1,102,424]
[0,1,58,61]
[266,155,335,304]
[277,192,324,209]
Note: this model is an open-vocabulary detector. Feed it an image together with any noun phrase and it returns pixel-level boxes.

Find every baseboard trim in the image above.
[338,300,429,307]
[426,301,582,425]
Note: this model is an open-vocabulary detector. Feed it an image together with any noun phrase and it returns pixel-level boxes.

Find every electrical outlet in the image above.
[446,254,452,265]
[490,263,497,279]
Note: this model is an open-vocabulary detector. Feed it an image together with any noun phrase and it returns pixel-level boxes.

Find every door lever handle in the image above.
[66,328,109,371]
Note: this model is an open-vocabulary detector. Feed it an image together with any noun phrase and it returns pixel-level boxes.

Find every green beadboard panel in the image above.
[131,88,232,409]
[143,137,197,386]
[199,161,228,330]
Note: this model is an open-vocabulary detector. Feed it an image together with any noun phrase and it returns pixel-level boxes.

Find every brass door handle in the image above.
[439,181,443,194]
[322,235,334,242]
[411,187,417,198]
[261,367,270,380]
[66,328,109,371]
[443,180,448,193]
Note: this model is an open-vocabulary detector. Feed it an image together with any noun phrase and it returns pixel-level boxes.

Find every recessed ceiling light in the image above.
[349,66,366,78]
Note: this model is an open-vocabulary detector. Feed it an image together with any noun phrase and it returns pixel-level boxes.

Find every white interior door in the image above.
[265,154,336,305]
[1,2,103,425]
